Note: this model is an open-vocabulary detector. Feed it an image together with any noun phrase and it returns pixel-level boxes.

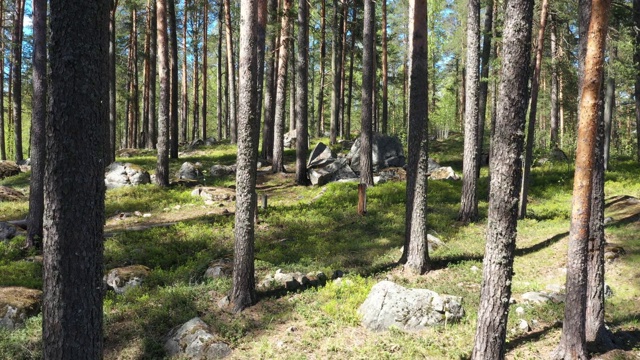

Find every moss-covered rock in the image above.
[0,287,43,330]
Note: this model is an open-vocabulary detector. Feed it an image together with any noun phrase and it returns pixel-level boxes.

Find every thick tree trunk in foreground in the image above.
[232,0,259,313]
[11,0,25,162]
[458,0,480,223]
[295,0,309,185]
[401,0,429,274]
[471,0,533,357]
[26,0,47,249]
[261,0,278,161]
[553,0,611,358]
[156,0,170,187]
[359,0,374,186]
[519,0,549,219]
[223,0,238,143]
[43,1,108,356]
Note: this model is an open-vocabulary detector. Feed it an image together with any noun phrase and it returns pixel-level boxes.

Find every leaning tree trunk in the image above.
[271,0,293,174]
[11,0,25,162]
[401,0,430,274]
[471,0,533,357]
[518,0,549,219]
[553,0,611,358]
[168,0,179,158]
[156,0,171,187]
[295,0,309,186]
[223,0,238,143]
[231,0,259,313]
[359,0,374,186]
[43,1,108,356]
[330,0,343,145]
[458,0,480,223]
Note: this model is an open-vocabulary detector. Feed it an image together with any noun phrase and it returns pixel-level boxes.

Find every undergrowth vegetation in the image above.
[1,136,639,359]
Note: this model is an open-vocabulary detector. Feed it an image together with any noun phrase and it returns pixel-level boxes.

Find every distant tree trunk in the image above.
[181,0,189,143]
[289,35,296,132]
[142,1,151,149]
[223,0,238,143]
[339,4,347,138]
[271,0,292,174]
[192,26,200,141]
[635,0,640,163]
[132,9,140,148]
[458,0,480,223]
[261,0,278,160]
[11,0,26,162]
[381,0,388,134]
[330,0,343,145]
[202,0,208,140]
[0,0,5,161]
[168,0,179,157]
[150,0,159,149]
[295,0,309,185]
[316,0,326,137]
[518,0,549,219]
[360,0,374,186]
[156,0,171,187]
[553,0,611,358]
[26,0,47,249]
[43,1,108,356]
[603,74,614,170]
[476,0,493,175]
[256,0,268,132]
[108,0,118,162]
[401,0,429,274]
[550,18,559,149]
[345,7,356,141]
[471,0,533,357]
[217,7,224,141]
[231,0,259,313]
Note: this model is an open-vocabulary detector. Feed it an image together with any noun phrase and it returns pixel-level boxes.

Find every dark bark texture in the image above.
[476,0,493,176]
[359,0,374,186]
[330,0,343,144]
[295,0,309,185]
[11,0,25,162]
[261,0,278,161]
[168,0,179,158]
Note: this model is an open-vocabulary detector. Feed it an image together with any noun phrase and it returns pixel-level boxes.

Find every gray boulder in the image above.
[210,164,236,177]
[204,137,217,146]
[164,317,231,359]
[284,130,297,148]
[0,161,20,180]
[204,259,233,280]
[308,158,357,186]
[0,222,17,241]
[347,133,405,172]
[0,287,42,330]
[307,142,335,168]
[189,138,205,148]
[429,166,460,181]
[191,187,236,202]
[177,162,203,180]
[105,162,151,189]
[427,158,441,173]
[105,265,150,294]
[358,281,464,331]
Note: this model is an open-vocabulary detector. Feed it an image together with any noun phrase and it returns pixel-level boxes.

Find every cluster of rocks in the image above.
[164,317,231,359]
[427,158,460,181]
[257,269,330,292]
[105,162,151,189]
[307,143,357,185]
[0,287,43,330]
[358,281,465,331]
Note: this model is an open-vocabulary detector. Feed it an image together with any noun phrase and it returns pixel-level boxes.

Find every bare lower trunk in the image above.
[359,0,374,186]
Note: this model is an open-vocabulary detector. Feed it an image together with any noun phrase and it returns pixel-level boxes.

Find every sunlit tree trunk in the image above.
[635,0,640,163]
[11,0,25,162]
[381,0,388,134]
[150,0,159,149]
[156,0,171,187]
[168,0,179,157]
[0,0,5,161]
[330,0,343,145]
[261,0,278,160]
[550,17,559,149]
[217,6,224,140]
[345,6,356,141]
[223,0,238,143]
[271,0,292,173]
[360,0,374,186]
[476,0,493,176]
[202,0,208,140]
[181,0,189,143]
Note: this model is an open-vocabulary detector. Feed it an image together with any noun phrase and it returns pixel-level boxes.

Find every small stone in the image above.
[515,307,525,316]
[604,284,613,298]
[217,295,230,309]
[604,217,614,224]
[143,213,152,218]
[134,211,142,217]
[521,292,551,305]
[518,319,530,332]
[205,200,215,206]
[287,326,296,332]
[470,266,479,273]
[173,205,181,210]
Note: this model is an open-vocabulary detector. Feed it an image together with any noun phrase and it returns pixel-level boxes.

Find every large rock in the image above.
[347,133,405,172]
[0,287,42,330]
[0,186,25,202]
[0,161,20,179]
[105,265,151,294]
[307,142,335,168]
[177,162,203,180]
[204,259,233,280]
[427,158,441,173]
[308,158,357,186]
[429,166,460,181]
[358,281,464,331]
[209,164,236,177]
[284,130,297,148]
[164,317,231,359]
[191,187,236,202]
[105,162,151,189]
[0,222,17,241]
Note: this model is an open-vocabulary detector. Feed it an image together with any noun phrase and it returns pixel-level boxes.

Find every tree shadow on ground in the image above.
[505,321,562,352]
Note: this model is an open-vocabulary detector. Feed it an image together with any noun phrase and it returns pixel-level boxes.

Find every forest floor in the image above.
[1,135,639,359]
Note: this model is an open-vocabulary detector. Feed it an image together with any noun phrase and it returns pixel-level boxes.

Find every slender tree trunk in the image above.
[0,0,5,161]
[289,35,296,132]
[471,0,533,356]
[550,18,560,149]
[168,0,179,157]
[261,0,278,160]
[401,0,429,274]
[330,0,343,145]
[202,0,208,140]
[345,6,356,141]
[553,0,611,357]
[43,1,108,356]
[223,0,238,143]
[192,25,200,141]
[271,0,292,173]
[295,0,309,185]
[476,0,493,176]
[108,0,119,163]
[635,0,640,163]
[217,6,224,141]
[149,0,158,149]
[143,0,151,149]
[11,0,25,162]
[316,0,326,137]
[231,0,259,313]
[181,0,189,143]
[381,0,388,134]
[339,4,347,138]
[458,0,480,223]
[132,9,140,148]
[603,73,614,170]
[360,0,375,186]
[156,0,171,187]
[518,0,549,219]
[256,0,267,135]
[26,0,47,249]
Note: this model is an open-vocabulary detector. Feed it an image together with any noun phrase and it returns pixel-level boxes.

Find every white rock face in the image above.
[164,317,231,359]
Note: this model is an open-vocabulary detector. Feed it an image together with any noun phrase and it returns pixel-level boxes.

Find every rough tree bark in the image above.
[202,0,208,140]
[359,0,374,186]
[316,0,326,137]
[635,0,640,163]
[381,0,388,135]
[295,0,309,185]
[471,0,533,357]
[11,0,25,162]
[330,0,344,145]
[149,0,159,149]
[43,1,108,356]
[476,0,493,176]
[261,0,278,161]
[168,0,179,158]
[108,0,119,163]
[192,16,200,141]
[550,17,560,149]
[256,0,268,131]
[217,6,223,141]
[0,0,4,161]
[181,0,189,143]
[156,0,171,187]
[223,0,238,143]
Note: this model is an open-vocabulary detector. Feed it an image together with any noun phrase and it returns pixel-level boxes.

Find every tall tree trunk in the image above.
[261,0,278,160]
[43,1,108,356]
[0,0,4,161]
[256,0,267,133]
[181,0,189,143]
[108,0,118,163]
[143,1,151,149]
[133,9,140,148]
[476,0,493,176]
[11,0,25,162]
[223,0,238,143]
[458,0,480,223]
[345,6,356,141]
[289,35,296,132]
[550,18,560,149]
[26,0,47,249]
[316,0,326,137]
[603,73,614,170]
[381,0,388,134]
[217,6,224,141]
[471,0,533,356]
[192,24,200,141]
[518,0,549,219]
[360,0,374,186]
[150,0,159,149]
[231,0,259,313]
[339,4,347,138]
[202,0,208,140]
[295,0,309,185]
[553,0,611,358]
[329,0,343,145]
[635,0,640,163]
[271,0,292,173]
[168,0,179,157]
[401,0,429,274]
[156,0,171,187]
